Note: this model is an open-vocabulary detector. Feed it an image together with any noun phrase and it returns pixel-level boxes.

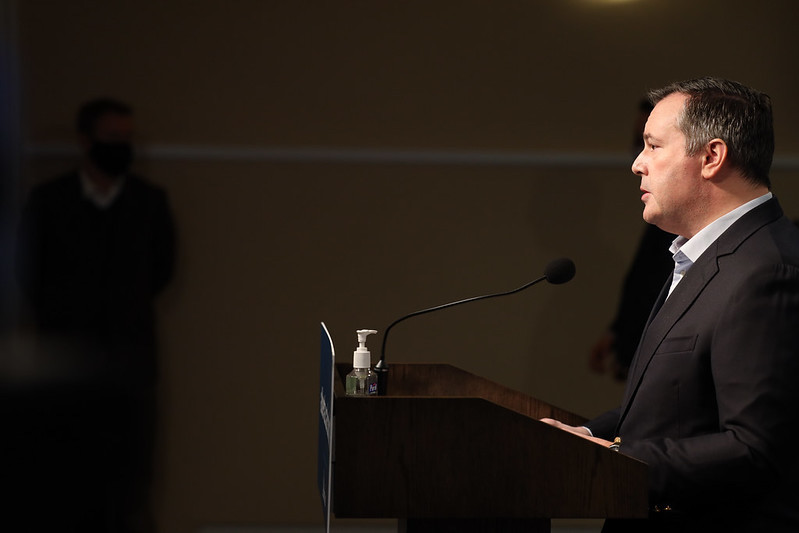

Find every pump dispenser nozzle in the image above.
[356,329,378,347]
[353,329,378,369]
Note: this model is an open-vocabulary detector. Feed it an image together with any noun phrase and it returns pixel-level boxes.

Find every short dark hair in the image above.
[76,98,133,137]
[648,77,773,189]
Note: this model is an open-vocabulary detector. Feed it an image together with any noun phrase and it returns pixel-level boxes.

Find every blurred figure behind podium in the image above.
[12,97,176,532]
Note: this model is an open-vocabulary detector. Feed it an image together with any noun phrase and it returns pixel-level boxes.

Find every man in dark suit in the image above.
[544,77,799,531]
[14,98,175,532]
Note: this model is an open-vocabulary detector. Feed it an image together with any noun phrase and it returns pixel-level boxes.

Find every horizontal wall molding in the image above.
[196,524,597,533]
[25,142,799,170]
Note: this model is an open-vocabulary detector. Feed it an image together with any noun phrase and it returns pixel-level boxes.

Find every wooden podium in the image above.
[332,363,648,532]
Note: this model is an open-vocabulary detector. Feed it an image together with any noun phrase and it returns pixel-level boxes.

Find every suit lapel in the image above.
[623,275,671,386]
[617,252,720,424]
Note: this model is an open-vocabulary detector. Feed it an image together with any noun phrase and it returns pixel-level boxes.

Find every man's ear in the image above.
[701,138,728,179]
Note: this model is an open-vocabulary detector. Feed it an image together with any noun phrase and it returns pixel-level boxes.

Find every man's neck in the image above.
[80,165,125,209]
[680,191,772,252]
[82,162,116,194]
[714,184,770,218]
[683,182,770,239]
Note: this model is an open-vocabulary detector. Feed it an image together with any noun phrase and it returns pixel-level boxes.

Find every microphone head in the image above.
[544,258,576,285]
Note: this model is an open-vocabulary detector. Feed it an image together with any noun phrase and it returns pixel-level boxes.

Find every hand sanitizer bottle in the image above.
[345,329,378,396]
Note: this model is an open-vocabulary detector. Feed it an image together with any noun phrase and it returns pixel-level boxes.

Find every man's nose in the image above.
[631,151,645,176]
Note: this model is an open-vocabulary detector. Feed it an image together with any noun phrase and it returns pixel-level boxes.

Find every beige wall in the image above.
[13,1,799,532]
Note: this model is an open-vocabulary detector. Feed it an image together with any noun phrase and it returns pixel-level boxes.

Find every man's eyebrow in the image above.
[643,132,660,144]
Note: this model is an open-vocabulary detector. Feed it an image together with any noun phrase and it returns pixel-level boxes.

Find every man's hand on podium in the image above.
[540,418,614,448]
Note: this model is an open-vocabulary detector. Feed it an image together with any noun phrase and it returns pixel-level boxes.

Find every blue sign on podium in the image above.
[318,323,335,532]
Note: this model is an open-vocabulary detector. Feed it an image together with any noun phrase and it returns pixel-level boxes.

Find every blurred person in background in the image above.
[13,97,176,532]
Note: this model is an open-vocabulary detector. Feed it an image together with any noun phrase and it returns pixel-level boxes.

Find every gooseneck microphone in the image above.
[374,257,576,395]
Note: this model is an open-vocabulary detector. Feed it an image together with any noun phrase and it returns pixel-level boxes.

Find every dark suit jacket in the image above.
[16,170,176,385]
[588,197,799,531]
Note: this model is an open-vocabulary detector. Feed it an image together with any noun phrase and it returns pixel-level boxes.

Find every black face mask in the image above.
[89,141,133,176]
